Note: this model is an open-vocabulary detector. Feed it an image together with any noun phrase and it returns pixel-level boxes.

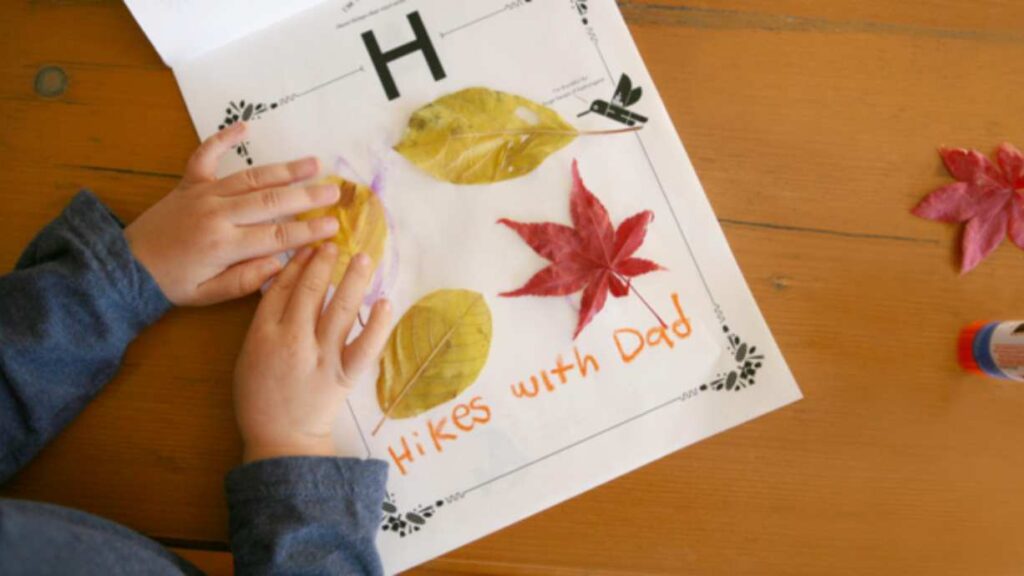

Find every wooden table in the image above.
[3,1,1024,574]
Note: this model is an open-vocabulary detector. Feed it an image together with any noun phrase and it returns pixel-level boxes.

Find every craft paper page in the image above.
[166,0,803,572]
[124,0,326,67]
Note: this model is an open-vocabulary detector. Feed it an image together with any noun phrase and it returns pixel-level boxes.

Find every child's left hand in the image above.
[233,244,392,462]
[125,122,341,306]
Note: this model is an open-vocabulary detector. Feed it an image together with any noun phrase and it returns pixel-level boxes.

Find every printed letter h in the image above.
[362,11,446,101]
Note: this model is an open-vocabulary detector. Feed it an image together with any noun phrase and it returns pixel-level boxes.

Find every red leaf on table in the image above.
[499,160,665,338]
[911,183,976,222]
[940,148,1001,184]
[1010,194,1024,250]
[912,143,1024,273]
[997,145,1024,188]
[962,209,1010,273]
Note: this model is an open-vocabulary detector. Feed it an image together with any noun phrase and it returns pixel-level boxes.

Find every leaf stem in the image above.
[451,126,643,138]
[577,125,645,136]
[616,274,667,329]
[370,303,475,436]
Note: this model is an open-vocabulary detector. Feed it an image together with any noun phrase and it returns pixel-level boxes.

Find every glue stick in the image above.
[958,321,1024,382]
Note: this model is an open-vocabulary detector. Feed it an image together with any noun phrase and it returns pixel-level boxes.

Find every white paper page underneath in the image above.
[124,0,327,67]
[172,0,803,572]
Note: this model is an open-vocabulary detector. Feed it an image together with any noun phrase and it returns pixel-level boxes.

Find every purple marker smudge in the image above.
[331,155,399,308]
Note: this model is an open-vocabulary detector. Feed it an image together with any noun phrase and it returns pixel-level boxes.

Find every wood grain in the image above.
[3,1,1024,574]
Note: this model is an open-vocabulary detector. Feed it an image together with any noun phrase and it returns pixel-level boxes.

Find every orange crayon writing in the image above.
[452,396,491,431]
[428,417,457,451]
[575,346,600,376]
[388,438,414,475]
[452,404,472,431]
[510,347,601,400]
[510,374,546,398]
[387,396,492,476]
[551,355,574,383]
[614,293,693,364]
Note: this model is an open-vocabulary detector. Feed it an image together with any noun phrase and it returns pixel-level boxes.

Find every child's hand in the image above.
[233,244,392,463]
[125,123,342,306]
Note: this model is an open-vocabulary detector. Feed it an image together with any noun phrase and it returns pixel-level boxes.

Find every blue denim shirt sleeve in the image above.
[0,190,390,575]
[0,190,171,484]
[0,498,205,576]
[226,457,389,576]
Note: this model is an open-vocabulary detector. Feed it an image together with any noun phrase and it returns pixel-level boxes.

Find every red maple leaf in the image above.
[912,143,1024,273]
[498,160,665,338]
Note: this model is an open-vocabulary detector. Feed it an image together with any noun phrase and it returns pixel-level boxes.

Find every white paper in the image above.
[129,0,802,572]
[124,0,327,67]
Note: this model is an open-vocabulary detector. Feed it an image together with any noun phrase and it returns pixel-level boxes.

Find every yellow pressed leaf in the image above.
[394,87,578,184]
[297,176,387,284]
[374,289,493,432]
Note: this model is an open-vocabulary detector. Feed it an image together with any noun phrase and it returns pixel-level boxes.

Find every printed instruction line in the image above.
[440,4,511,38]
[453,19,727,500]
[589,32,718,309]
[347,398,372,459]
[294,66,365,99]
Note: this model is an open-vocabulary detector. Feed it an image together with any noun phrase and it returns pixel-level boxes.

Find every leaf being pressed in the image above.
[499,160,665,338]
[376,289,492,422]
[394,87,577,184]
[297,176,388,284]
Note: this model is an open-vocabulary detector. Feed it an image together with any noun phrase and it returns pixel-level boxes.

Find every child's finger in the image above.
[258,247,315,323]
[193,255,281,305]
[317,253,374,348]
[226,184,340,225]
[217,157,320,196]
[183,123,248,185]
[341,299,392,381]
[282,243,337,328]
[237,218,339,261]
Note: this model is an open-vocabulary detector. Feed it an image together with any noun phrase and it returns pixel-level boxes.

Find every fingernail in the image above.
[292,157,320,178]
[318,217,339,234]
[226,121,245,133]
[313,184,340,203]
[378,299,391,313]
[321,242,338,256]
[353,253,371,267]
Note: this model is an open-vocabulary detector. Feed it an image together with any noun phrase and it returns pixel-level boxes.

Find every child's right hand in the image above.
[125,122,342,306]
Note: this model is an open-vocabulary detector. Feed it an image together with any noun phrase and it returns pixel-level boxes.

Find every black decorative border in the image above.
[380,493,446,537]
[217,99,278,166]
[378,0,770,542]
[704,325,766,392]
[211,68,364,167]
[194,1,772,543]
[572,0,591,26]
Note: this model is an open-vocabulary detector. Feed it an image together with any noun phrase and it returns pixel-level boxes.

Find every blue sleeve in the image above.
[0,191,171,484]
[226,457,389,576]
